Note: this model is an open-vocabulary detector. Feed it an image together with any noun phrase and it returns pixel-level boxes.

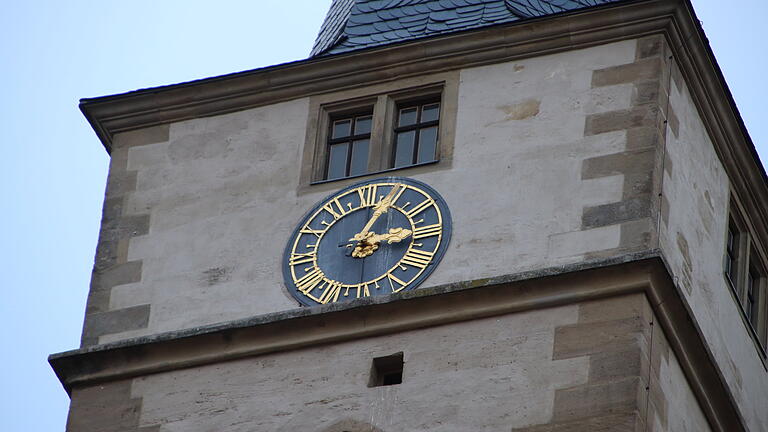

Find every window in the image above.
[326,113,372,180]
[301,75,458,187]
[746,265,760,329]
[725,222,740,287]
[319,95,442,181]
[724,205,768,355]
[393,100,440,168]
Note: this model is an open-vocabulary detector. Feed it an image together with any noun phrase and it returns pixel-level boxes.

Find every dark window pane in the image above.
[332,119,352,139]
[727,228,734,251]
[394,131,415,168]
[398,107,418,127]
[421,103,440,123]
[417,126,438,163]
[750,283,760,327]
[350,139,369,176]
[327,142,349,180]
[355,116,372,135]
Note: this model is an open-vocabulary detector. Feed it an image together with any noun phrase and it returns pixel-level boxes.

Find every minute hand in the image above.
[352,183,402,241]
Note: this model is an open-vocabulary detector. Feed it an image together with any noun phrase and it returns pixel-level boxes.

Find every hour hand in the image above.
[368,227,413,245]
[350,228,412,259]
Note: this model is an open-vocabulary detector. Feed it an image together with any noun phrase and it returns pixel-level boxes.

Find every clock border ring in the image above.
[281,176,452,307]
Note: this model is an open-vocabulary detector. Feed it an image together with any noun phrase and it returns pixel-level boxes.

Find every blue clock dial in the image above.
[282,177,451,307]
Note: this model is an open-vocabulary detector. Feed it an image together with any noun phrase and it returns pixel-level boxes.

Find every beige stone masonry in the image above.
[80,125,169,347]
[512,294,652,431]
[510,293,691,432]
[66,380,159,432]
[581,35,674,259]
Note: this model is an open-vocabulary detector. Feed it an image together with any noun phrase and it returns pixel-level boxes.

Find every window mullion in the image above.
[412,126,421,165]
[741,235,752,306]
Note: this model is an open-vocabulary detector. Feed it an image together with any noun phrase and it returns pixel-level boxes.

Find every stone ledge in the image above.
[49,251,746,431]
[53,250,659,362]
[83,0,678,152]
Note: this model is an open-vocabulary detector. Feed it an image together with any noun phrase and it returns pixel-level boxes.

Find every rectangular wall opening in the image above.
[369,352,404,387]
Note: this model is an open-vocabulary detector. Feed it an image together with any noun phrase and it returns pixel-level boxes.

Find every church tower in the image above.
[52,1,768,430]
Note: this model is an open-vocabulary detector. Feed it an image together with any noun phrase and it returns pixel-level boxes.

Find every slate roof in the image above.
[311,0,627,57]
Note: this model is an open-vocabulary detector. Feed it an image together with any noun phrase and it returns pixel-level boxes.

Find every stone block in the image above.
[636,35,665,60]
[86,261,142,308]
[82,305,151,342]
[84,284,112,315]
[101,196,125,222]
[93,238,119,272]
[553,317,645,360]
[106,171,138,199]
[582,148,656,181]
[591,58,662,88]
[618,218,654,251]
[588,347,643,383]
[582,196,652,229]
[100,214,150,243]
[584,106,661,136]
[113,124,170,149]
[632,80,662,107]
[67,380,143,432]
[577,294,645,324]
[625,127,661,151]
[510,413,642,432]
[552,377,641,422]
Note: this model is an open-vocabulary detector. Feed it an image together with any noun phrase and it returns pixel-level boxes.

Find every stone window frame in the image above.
[724,198,768,359]
[298,71,459,191]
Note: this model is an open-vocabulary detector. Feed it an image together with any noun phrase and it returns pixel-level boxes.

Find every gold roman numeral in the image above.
[413,224,442,239]
[401,248,434,269]
[296,267,324,294]
[299,227,324,238]
[390,184,406,206]
[405,199,434,217]
[357,283,370,298]
[289,251,317,266]
[323,198,348,220]
[318,279,343,304]
[357,184,378,207]
[387,273,407,293]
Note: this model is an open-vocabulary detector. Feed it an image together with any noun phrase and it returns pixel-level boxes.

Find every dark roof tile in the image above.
[311,0,627,57]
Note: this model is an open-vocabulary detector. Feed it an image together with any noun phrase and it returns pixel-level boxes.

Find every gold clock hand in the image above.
[368,227,413,245]
[350,183,403,242]
[351,228,412,258]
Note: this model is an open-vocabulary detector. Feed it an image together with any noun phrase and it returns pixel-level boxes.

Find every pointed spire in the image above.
[310,0,356,57]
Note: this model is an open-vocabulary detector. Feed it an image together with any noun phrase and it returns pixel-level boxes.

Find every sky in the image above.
[0,1,765,430]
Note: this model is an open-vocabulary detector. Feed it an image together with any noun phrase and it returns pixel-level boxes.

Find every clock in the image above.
[282,177,451,306]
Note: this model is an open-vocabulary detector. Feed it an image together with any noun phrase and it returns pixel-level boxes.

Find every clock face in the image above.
[282,177,451,306]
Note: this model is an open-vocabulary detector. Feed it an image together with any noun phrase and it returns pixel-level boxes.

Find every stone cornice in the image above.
[83,0,664,153]
[49,254,746,431]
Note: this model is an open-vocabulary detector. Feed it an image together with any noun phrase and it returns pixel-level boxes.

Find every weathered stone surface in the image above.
[67,380,160,432]
[584,105,661,136]
[88,40,650,343]
[588,347,644,383]
[510,413,642,432]
[127,305,588,431]
[582,196,652,229]
[92,261,143,293]
[591,58,662,88]
[553,377,641,422]
[113,124,170,149]
[82,305,151,342]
